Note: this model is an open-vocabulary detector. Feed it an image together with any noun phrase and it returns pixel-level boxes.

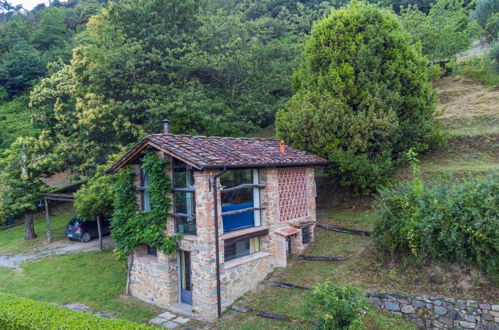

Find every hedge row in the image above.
[0,293,152,329]
[373,173,498,281]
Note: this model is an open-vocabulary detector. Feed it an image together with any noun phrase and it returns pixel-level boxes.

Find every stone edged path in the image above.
[149,311,192,329]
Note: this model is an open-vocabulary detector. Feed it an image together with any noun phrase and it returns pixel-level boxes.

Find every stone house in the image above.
[107,120,329,321]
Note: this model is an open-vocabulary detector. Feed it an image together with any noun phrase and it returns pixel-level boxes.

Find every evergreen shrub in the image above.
[276,1,437,192]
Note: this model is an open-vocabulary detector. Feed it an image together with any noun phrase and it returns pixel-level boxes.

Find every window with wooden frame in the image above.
[220,169,265,232]
[172,158,196,235]
[224,236,260,261]
[139,169,151,212]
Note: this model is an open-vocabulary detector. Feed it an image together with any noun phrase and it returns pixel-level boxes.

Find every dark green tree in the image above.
[276,1,437,192]
[32,7,67,51]
[0,41,45,95]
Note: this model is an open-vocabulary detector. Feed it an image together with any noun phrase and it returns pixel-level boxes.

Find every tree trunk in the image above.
[96,216,103,251]
[44,199,52,243]
[125,253,134,295]
[24,213,37,240]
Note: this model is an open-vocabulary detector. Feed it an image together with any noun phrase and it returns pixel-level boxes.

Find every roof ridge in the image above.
[148,133,279,142]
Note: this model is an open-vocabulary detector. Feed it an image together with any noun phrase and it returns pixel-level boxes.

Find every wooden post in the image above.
[44,198,52,243]
[96,215,103,250]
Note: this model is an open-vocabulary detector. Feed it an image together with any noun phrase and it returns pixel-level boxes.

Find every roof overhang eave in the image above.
[199,161,330,170]
[106,137,205,174]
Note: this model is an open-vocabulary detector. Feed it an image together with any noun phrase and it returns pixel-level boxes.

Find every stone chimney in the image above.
[162,119,169,134]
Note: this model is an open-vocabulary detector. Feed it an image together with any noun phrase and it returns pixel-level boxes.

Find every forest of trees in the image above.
[0,0,496,224]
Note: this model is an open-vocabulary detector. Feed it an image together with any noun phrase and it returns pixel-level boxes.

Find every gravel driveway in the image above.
[0,236,114,270]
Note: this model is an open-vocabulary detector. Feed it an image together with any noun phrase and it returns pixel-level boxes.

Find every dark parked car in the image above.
[65,217,112,242]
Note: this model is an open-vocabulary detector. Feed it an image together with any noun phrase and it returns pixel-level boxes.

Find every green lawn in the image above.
[0,249,161,324]
[0,206,76,254]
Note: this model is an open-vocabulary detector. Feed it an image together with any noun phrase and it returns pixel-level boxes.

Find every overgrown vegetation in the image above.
[400,0,481,62]
[453,53,499,86]
[74,163,116,220]
[276,1,437,192]
[373,158,499,281]
[305,282,369,329]
[112,151,179,259]
[0,136,60,239]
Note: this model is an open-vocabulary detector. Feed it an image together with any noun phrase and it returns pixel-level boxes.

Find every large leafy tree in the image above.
[276,1,437,192]
[30,0,333,174]
[0,136,60,239]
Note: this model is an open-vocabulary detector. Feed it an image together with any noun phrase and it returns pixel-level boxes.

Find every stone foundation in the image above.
[221,252,273,310]
[129,246,178,308]
[366,292,499,329]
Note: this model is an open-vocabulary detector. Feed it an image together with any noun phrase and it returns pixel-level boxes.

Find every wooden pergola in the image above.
[40,193,105,249]
[39,193,75,244]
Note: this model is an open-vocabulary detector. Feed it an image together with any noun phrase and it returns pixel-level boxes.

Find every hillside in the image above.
[394,75,499,179]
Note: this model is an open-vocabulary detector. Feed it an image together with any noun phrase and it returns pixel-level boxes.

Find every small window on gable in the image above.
[140,169,151,212]
[146,245,157,256]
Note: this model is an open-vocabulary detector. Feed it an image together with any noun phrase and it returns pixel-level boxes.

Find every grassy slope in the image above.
[396,75,499,179]
[0,76,495,328]
[0,204,75,254]
[0,250,161,324]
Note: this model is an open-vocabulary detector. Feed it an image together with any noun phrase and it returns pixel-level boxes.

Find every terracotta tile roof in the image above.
[108,134,329,173]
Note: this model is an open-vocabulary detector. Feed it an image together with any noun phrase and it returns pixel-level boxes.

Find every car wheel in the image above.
[80,232,92,243]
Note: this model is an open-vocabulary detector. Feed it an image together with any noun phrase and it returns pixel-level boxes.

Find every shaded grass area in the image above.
[0,205,76,254]
[0,250,161,324]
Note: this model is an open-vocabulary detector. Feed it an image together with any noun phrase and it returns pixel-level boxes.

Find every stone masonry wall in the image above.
[221,252,273,310]
[366,292,499,329]
[129,156,179,309]
[128,161,319,321]
[129,246,178,308]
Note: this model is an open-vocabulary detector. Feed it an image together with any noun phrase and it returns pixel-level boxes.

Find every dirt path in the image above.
[0,236,114,270]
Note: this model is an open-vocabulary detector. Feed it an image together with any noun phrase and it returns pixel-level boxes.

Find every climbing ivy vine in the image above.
[111,150,180,260]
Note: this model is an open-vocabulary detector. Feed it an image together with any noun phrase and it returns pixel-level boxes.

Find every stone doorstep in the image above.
[169,303,194,318]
